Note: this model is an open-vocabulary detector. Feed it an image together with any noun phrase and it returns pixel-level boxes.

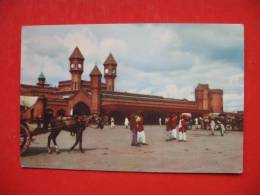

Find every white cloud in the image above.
[229,73,244,85]
[100,38,127,54]
[21,24,244,112]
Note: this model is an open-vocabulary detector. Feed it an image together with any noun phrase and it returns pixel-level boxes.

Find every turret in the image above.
[195,84,224,112]
[37,72,46,88]
[90,65,102,114]
[69,46,84,90]
[209,89,223,113]
[195,84,209,110]
[103,53,117,91]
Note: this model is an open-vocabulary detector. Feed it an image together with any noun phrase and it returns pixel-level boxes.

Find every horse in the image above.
[47,114,104,153]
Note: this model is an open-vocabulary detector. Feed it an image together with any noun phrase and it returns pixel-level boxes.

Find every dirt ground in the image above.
[21,125,243,173]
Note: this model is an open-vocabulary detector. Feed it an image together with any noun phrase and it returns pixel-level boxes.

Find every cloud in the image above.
[21,24,244,112]
[100,38,127,54]
[224,93,244,111]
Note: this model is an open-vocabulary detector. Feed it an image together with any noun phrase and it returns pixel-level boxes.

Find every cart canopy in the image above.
[181,113,192,118]
[20,96,39,108]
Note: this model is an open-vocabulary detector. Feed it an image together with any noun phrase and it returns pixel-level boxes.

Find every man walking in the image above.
[178,115,187,142]
[165,115,172,141]
[124,117,129,129]
[171,113,178,140]
[159,117,162,126]
[110,117,115,128]
[136,113,147,145]
[129,113,138,146]
[209,117,216,135]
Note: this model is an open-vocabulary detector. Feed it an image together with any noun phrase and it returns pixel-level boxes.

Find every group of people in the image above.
[109,113,189,146]
[108,112,226,147]
[194,117,225,136]
[165,114,189,142]
[128,113,148,146]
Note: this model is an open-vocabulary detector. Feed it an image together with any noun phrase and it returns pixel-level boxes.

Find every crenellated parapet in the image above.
[195,84,223,113]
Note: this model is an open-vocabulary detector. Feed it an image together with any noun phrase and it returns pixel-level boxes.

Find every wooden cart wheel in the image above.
[20,123,31,155]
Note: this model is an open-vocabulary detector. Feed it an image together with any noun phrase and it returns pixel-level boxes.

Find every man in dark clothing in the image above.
[129,113,138,146]
[43,109,53,130]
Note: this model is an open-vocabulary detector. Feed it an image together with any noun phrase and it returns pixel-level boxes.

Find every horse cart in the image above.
[20,96,103,155]
[20,96,44,155]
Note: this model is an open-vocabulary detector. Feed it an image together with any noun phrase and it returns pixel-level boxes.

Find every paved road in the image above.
[21,125,243,173]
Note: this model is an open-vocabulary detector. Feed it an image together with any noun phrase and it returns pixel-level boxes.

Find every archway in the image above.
[57,109,66,117]
[30,108,34,121]
[143,111,163,125]
[108,111,125,125]
[73,101,90,116]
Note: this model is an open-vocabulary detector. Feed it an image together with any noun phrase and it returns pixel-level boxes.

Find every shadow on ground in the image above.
[21,147,109,156]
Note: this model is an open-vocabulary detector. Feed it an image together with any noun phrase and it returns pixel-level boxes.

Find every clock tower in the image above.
[103,53,117,91]
[69,46,84,90]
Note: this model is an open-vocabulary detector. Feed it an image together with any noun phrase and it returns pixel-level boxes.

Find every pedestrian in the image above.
[129,113,138,146]
[209,117,216,135]
[170,113,178,140]
[216,119,225,136]
[199,116,204,129]
[178,115,187,142]
[204,117,209,130]
[110,117,115,128]
[194,117,199,129]
[165,115,172,141]
[136,113,148,145]
[36,114,42,129]
[159,117,162,126]
[124,117,129,128]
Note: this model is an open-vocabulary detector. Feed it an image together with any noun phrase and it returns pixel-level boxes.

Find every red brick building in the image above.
[21,47,223,124]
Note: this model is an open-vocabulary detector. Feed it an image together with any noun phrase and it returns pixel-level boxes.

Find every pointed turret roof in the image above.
[69,46,84,60]
[103,53,117,65]
[90,65,102,76]
[38,72,46,80]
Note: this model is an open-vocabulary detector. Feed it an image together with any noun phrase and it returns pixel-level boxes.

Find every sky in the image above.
[21,24,244,112]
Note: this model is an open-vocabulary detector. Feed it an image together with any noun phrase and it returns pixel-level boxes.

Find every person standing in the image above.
[178,115,187,142]
[216,119,225,136]
[171,113,178,140]
[159,117,162,126]
[136,113,147,145]
[199,116,204,129]
[204,117,209,130]
[129,113,138,146]
[124,117,129,129]
[165,115,172,141]
[209,117,216,135]
[194,117,199,129]
[110,117,115,128]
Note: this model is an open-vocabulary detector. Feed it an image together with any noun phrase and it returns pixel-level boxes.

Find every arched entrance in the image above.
[73,101,90,116]
[57,109,66,117]
[108,111,125,125]
[143,111,164,125]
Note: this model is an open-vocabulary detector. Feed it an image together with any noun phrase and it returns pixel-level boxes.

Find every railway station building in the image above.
[20,47,223,124]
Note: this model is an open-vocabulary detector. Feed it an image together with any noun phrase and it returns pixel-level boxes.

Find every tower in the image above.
[209,89,223,113]
[90,65,102,114]
[69,46,84,91]
[103,53,117,91]
[195,84,224,113]
[195,84,209,110]
[37,72,45,88]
